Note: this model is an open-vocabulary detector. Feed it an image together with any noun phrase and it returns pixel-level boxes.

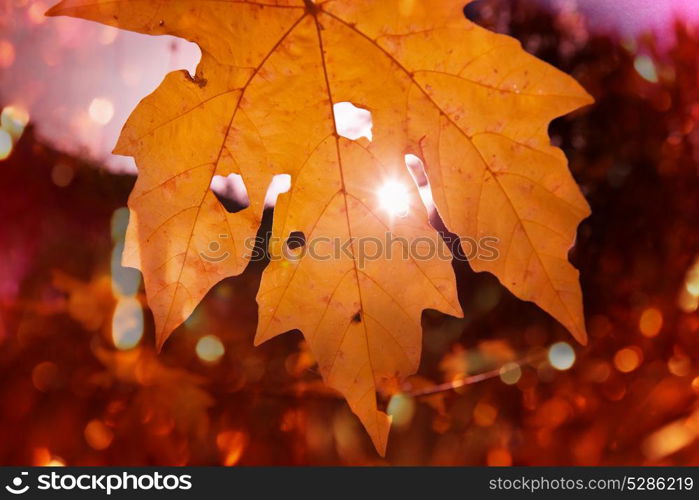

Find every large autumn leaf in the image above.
[47,0,592,454]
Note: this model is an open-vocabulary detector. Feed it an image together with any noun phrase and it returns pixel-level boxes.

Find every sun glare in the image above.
[377,180,410,218]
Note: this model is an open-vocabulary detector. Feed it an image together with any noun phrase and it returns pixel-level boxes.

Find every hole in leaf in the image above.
[404,154,437,214]
[333,102,373,141]
[264,174,291,208]
[403,155,467,262]
[463,1,487,22]
[286,231,306,250]
[210,174,250,213]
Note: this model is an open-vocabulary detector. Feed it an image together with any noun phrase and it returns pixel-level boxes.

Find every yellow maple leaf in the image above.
[47,0,592,454]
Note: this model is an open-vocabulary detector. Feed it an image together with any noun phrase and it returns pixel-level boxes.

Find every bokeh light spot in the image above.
[667,355,690,377]
[27,2,48,24]
[1,105,30,140]
[614,346,643,373]
[51,162,75,187]
[111,297,144,350]
[84,419,114,450]
[499,362,522,385]
[0,39,15,69]
[678,256,699,312]
[32,362,58,392]
[691,377,699,394]
[88,97,114,125]
[216,430,247,466]
[0,129,12,161]
[387,393,416,428]
[487,447,512,466]
[196,335,225,363]
[548,342,575,371]
[642,415,699,460]
[639,307,663,337]
[473,401,498,427]
[634,55,658,83]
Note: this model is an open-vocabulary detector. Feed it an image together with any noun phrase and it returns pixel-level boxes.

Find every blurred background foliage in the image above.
[1,0,699,465]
